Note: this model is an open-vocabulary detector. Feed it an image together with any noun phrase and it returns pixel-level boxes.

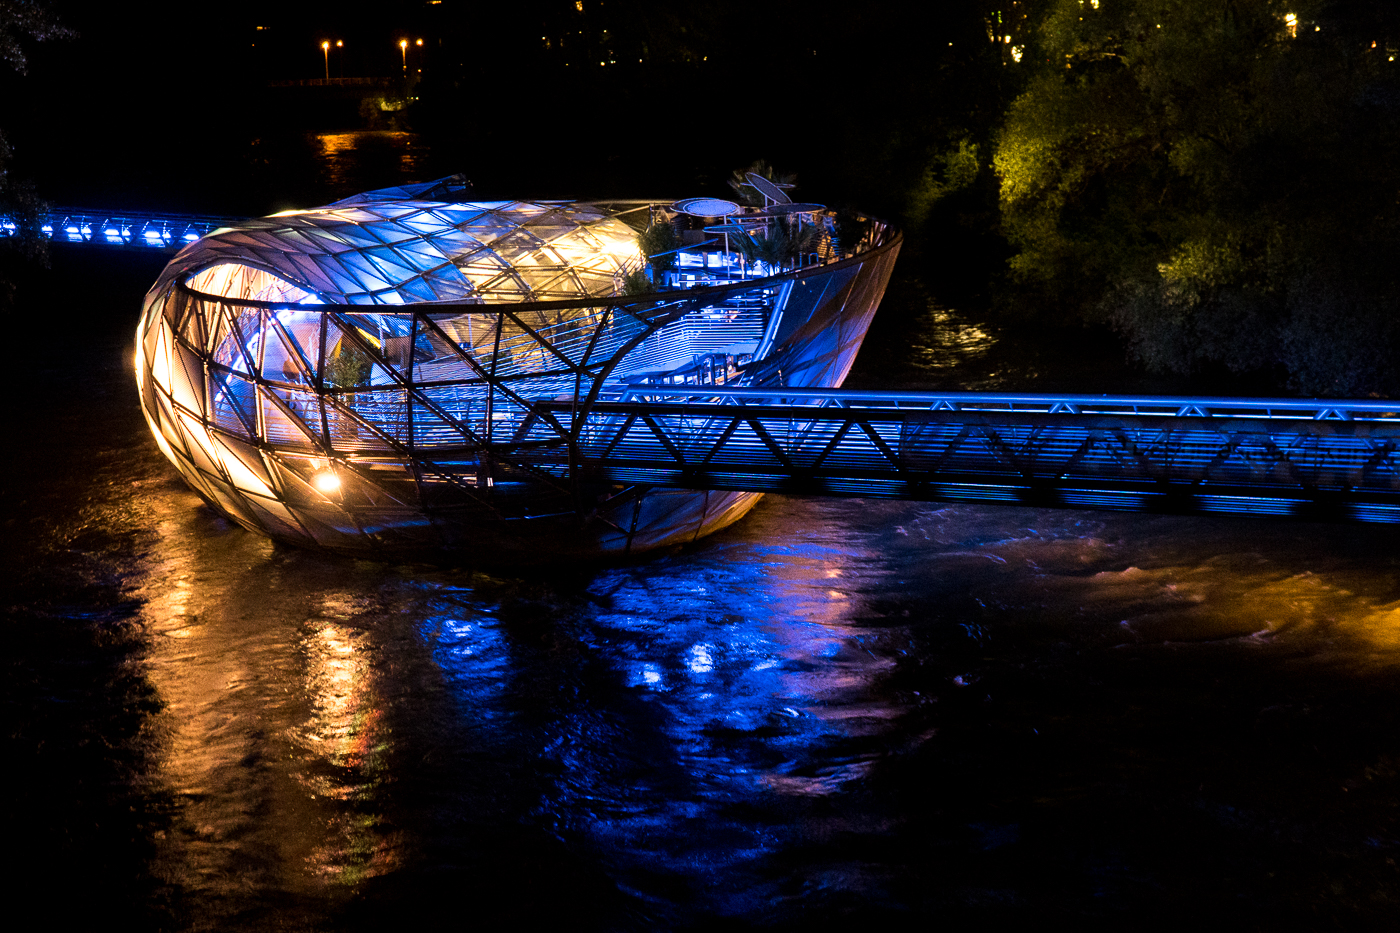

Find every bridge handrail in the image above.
[613,386,1400,422]
[1,207,243,251]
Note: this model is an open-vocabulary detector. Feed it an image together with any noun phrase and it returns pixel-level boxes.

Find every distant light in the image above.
[400,39,408,49]
[321,40,329,50]
[183,232,199,241]
[313,471,341,493]
[336,40,343,47]
[415,38,423,46]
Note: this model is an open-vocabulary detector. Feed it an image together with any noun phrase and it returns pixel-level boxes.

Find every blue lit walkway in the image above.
[2,208,240,252]
[523,387,1400,524]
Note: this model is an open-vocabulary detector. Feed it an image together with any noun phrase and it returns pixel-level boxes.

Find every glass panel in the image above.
[211,372,257,436]
[244,499,313,545]
[171,343,205,415]
[260,386,321,449]
[262,323,308,385]
[209,433,275,497]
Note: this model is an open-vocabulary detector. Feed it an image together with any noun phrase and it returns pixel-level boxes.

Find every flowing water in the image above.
[6,135,1400,929]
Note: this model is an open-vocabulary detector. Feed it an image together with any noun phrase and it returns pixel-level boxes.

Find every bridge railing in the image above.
[516,386,1400,524]
[613,386,1400,423]
[2,208,240,252]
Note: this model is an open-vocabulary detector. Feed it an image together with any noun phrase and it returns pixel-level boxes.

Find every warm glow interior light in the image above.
[313,471,342,494]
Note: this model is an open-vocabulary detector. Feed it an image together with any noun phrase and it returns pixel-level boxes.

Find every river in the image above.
[5,131,1400,928]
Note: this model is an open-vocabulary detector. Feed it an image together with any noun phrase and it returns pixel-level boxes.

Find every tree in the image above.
[637,222,680,281]
[0,1,71,313]
[993,0,1400,395]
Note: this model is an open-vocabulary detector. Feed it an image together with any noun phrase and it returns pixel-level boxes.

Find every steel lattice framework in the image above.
[521,387,1400,523]
[135,181,903,559]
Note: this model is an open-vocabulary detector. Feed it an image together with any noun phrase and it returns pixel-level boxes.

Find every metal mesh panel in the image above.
[135,190,903,558]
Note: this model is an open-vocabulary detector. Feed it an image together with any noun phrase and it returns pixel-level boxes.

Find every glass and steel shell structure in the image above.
[135,178,902,561]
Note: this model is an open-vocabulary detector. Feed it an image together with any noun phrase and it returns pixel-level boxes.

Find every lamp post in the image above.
[399,39,408,72]
[321,41,330,81]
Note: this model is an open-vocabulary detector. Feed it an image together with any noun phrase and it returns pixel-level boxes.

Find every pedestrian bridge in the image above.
[521,387,1400,524]
[2,208,239,251]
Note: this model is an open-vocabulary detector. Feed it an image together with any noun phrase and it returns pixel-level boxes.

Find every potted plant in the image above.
[325,341,373,441]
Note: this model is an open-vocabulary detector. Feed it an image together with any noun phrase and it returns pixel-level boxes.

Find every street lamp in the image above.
[399,38,408,72]
[321,40,330,81]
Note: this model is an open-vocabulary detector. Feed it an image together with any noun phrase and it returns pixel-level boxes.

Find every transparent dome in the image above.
[146,185,643,308]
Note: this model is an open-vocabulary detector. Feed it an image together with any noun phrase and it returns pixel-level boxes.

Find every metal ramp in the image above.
[515,387,1400,523]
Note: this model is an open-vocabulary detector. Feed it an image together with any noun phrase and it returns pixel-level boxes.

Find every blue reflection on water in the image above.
[462,524,909,916]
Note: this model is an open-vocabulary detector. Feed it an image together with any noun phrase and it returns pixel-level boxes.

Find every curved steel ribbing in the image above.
[135,214,903,557]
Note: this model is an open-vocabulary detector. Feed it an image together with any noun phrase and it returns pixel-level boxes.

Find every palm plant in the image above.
[732,220,824,273]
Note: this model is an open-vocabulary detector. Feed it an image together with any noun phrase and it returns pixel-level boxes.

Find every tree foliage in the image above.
[993,0,1400,395]
[638,222,680,274]
[619,266,654,296]
[0,1,70,313]
[0,0,69,74]
[326,342,372,388]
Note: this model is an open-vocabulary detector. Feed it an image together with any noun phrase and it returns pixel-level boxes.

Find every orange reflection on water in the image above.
[135,497,402,905]
[296,597,399,883]
[314,131,430,194]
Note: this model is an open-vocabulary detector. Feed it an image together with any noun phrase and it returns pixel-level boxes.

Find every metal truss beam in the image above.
[523,388,1400,524]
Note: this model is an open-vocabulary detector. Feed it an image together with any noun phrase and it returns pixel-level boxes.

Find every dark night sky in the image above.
[1,1,995,214]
